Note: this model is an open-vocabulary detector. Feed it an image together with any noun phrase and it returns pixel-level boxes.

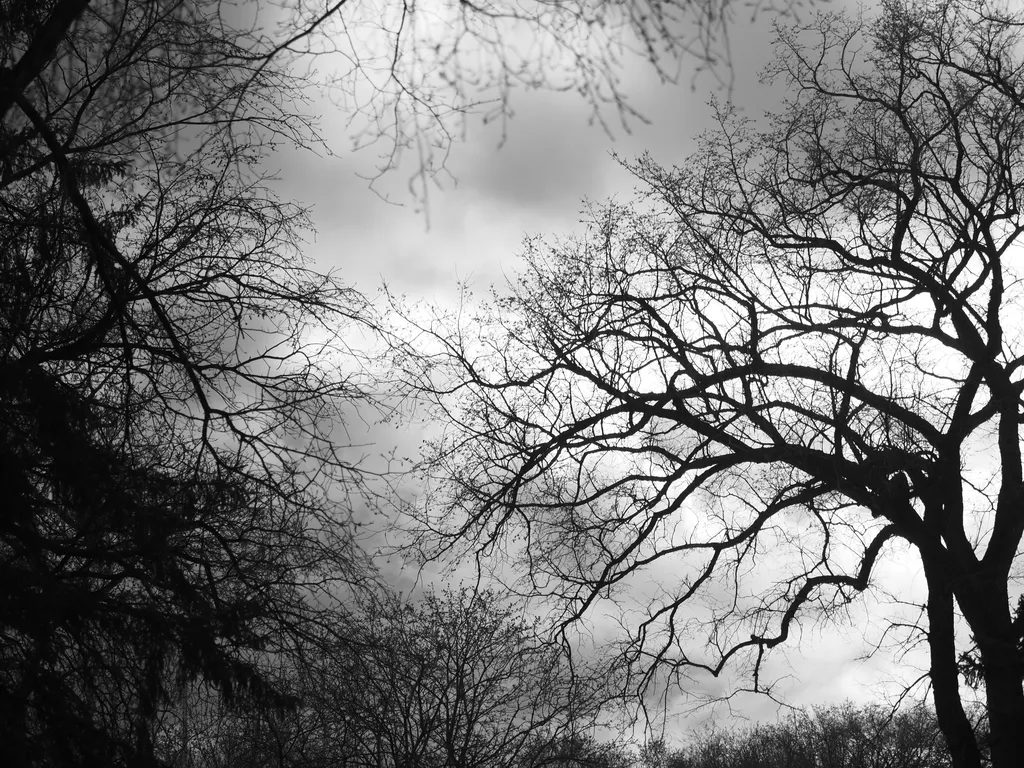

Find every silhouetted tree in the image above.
[336,588,608,768]
[4,0,818,204]
[396,1,1024,766]
[1,1,375,764]
[159,588,611,768]
[0,0,832,763]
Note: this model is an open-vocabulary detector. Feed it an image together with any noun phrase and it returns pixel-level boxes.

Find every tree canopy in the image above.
[11,0,990,765]
[1,0,376,762]
[143,588,610,768]
[397,1,1024,766]
[4,0,778,761]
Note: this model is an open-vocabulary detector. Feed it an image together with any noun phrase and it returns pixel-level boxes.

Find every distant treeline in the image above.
[168,679,982,768]
[526,700,987,768]
[633,700,984,768]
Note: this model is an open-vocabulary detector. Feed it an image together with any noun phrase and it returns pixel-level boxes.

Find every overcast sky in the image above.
[265,0,941,739]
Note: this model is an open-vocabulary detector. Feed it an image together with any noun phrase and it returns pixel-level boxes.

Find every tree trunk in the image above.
[974,589,1024,768]
[982,650,1024,767]
[926,568,982,768]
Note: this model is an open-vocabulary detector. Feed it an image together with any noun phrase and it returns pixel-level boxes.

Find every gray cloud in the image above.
[263,1,929,742]
[448,93,607,213]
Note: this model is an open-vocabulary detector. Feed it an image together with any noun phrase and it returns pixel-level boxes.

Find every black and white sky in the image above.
[266,0,932,737]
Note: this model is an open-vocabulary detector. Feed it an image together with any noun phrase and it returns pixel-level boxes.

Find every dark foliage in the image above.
[0,2,373,764]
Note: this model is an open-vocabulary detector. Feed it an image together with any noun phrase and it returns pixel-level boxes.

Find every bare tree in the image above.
[395,1,1024,766]
[160,588,611,768]
[336,588,608,768]
[4,0,818,205]
[1,1,376,764]
[0,0,824,763]
[278,0,777,199]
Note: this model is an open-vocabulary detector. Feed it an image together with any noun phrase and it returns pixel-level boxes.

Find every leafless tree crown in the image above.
[396,2,1024,766]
